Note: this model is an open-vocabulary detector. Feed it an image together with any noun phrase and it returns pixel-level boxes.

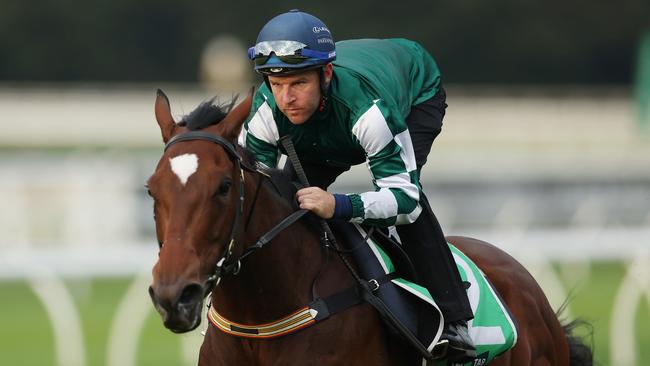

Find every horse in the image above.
[147,89,593,366]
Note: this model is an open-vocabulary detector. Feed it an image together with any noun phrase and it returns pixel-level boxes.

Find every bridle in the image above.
[163,130,308,296]
[164,131,253,294]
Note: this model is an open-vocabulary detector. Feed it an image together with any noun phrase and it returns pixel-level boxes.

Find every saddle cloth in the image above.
[331,222,518,365]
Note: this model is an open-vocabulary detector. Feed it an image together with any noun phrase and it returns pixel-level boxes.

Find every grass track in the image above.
[0,261,648,365]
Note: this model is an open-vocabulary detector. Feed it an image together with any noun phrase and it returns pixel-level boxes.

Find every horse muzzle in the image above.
[149,282,205,333]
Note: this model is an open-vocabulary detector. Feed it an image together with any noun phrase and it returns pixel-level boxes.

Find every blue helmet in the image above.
[248,10,336,75]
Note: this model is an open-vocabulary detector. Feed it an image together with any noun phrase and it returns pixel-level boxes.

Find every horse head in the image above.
[147,89,252,333]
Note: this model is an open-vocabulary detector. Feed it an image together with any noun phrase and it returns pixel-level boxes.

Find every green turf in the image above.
[0,262,648,365]
[0,277,193,366]
[555,261,650,365]
[0,281,55,365]
[567,262,624,365]
[137,309,188,365]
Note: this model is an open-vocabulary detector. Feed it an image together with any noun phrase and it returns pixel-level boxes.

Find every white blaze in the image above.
[169,154,198,186]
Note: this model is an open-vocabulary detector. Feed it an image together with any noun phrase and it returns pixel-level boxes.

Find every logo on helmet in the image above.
[312,26,331,34]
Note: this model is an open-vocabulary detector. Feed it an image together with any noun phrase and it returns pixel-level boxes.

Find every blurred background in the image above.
[1,0,649,365]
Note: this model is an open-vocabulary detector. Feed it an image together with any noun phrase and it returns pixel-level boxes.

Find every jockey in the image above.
[240,9,476,361]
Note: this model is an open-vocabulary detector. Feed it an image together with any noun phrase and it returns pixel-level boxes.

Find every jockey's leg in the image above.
[395,194,472,322]
[402,86,476,361]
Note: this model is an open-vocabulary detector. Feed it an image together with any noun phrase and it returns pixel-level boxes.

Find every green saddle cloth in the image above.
[434,244,519,365]
[367,237,518,365]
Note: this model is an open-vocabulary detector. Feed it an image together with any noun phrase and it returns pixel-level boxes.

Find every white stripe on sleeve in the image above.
[237,125,248,147]
[394,130,417,173]
[351,103,394,157]
[395,205,422,225]
[359,188,399,219]
[376,172,420,201]
[247,102,279,146]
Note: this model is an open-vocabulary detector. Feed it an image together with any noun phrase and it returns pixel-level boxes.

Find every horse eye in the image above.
[217,179,232,196]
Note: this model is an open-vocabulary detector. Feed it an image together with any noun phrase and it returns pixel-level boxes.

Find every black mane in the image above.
[178,96,238,131]
[238,149,299,205]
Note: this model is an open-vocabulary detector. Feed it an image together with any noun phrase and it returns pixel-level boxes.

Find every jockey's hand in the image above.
[296,187,335,219]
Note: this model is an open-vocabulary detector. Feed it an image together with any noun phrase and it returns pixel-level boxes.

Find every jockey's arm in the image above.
[326,101,422,227]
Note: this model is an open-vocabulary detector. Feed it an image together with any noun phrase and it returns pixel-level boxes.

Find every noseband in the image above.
[164,131,252,291]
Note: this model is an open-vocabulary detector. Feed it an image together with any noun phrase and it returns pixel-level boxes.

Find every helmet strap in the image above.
[318,67,330,112]
[318,95,327,112]
[262,75,271,93]
[318,67,327,94]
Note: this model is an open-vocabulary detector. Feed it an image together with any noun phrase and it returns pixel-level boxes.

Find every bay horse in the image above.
[147,89,592,365]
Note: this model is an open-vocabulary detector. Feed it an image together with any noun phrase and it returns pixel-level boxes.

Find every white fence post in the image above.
[27,268,86,366]
[610,250,650,366]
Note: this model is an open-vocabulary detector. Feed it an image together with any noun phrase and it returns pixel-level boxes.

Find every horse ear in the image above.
[222,87,255,141]
[155,89,177,143]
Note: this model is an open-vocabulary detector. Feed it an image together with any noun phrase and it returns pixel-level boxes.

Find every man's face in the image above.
[268,70,322,125]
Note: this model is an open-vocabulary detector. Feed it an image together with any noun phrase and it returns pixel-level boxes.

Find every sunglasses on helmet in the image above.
[248,40,335,66]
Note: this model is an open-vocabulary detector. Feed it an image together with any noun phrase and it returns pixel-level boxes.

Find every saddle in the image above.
[328,221,447,361]
[329,221,518,365]
[359,225,418,282]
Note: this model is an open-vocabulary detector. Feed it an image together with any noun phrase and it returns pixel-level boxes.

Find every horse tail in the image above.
[556,300,594,366]
[561,318,594,366]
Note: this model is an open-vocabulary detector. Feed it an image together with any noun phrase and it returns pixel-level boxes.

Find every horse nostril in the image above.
[148,285,157,303]
[178,283,203,306]
[149,285,171,322]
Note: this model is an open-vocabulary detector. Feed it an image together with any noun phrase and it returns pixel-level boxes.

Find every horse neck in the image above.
[211,172,324,321]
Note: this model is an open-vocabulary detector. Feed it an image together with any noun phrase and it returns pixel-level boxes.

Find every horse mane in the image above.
[237,149,300,206]
[178,95,238,130]
[265,168,302,205]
